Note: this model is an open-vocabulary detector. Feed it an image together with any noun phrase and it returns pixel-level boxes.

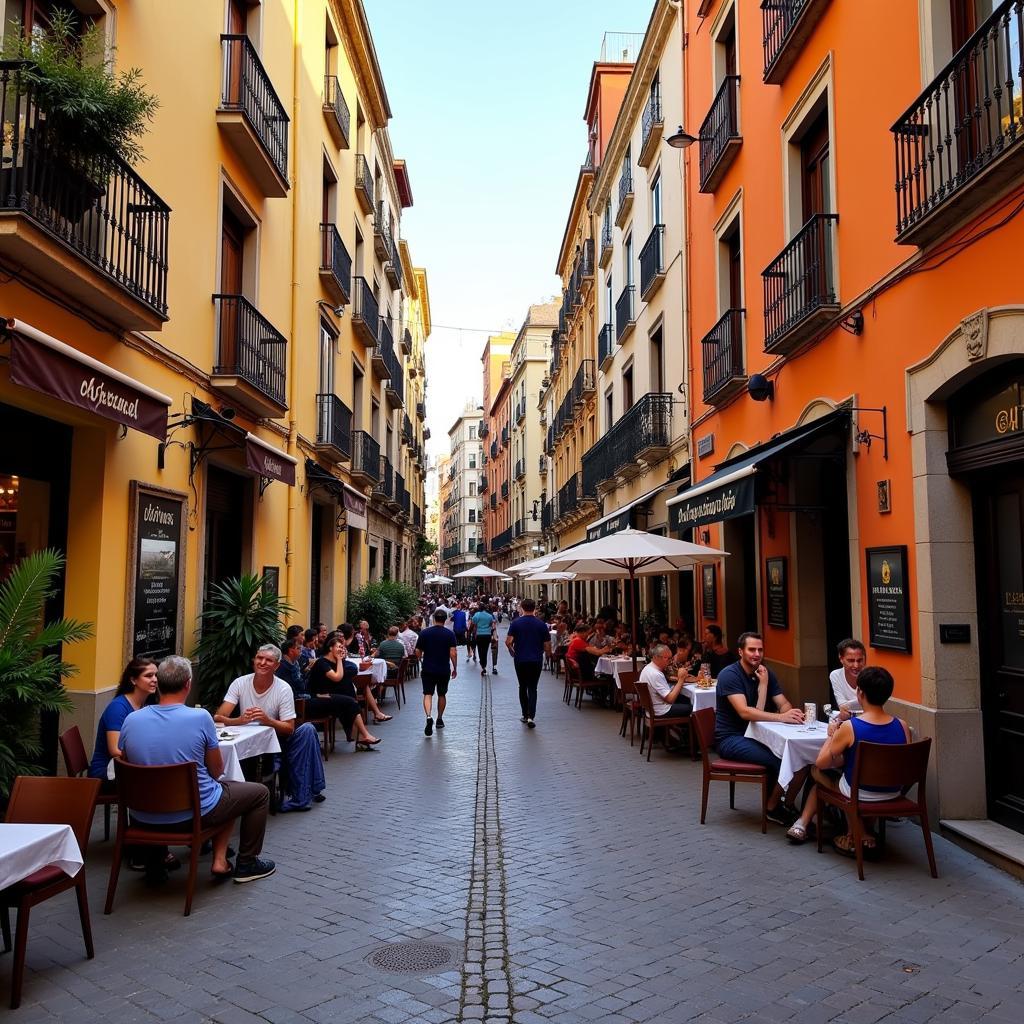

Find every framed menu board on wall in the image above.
[766,557,788,629]
[866,545,911,653]
[126,482,187,664]
[701,563,717,619]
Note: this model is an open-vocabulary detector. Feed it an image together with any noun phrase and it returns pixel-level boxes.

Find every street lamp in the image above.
[665,124,703,149]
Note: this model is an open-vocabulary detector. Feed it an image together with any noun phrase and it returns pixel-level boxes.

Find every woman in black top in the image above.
[307,636,380,748]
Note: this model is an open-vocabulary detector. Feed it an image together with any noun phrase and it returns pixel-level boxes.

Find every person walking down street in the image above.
[452,602,472,664]
[416,610,457,736]
[505,598,552,728]
[470,603,496,676]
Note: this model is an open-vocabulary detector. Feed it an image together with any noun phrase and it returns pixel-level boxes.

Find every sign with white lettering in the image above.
[671,474,755,534]
[343,486,368,530]
[10,334,169,439]
[245,437,296,485]
[127,483,187,663]
[866,545,911,653]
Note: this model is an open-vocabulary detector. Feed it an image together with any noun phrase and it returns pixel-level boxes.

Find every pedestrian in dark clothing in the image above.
[505,599,552,728]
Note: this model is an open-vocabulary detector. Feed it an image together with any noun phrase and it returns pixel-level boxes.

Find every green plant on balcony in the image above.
[4,8,159,217]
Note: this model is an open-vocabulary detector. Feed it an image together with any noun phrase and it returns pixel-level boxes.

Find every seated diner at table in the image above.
[566,622,603,680]
[338,623,392,721]
[671,637,701,682]
[641,644,694,719]
[274,634,305,697]
[89,657,158,788]
[306,636,381,748]
[214,645,325,812]
[701,624,737,676]
[785,665,910,851]
[714,632,807,827]
[376,625,408,676]
[830,638,866,717]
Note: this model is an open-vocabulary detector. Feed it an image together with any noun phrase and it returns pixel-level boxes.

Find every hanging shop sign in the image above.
[765,557,789,629]
[126,482,187,664]
[866,545,911,653]
[671,474,755,533]
[245,435,296,485]
[701,563,717,619]
[343,485,368,531]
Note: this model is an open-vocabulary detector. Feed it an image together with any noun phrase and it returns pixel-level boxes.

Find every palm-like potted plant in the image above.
[0,549,93,799]
[192,574,295,709]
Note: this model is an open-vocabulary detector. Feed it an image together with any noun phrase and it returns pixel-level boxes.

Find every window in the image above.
[624,234,634,287]
[650,326,664,393]
[469,483,476,496]
[4,0,102,40]
[801,110,831,220]
[605,276,613,326]
[469,453,476,469]
[604,388,614,427]
[469,426,476,439]
[353,363,364,429]
[623,364,634,411]
[651,172,662,226]
[319,319,336,395]
[469,509,476,523]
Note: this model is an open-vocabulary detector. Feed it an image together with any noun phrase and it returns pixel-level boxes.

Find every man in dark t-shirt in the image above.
[415,610,457,737]
[505,599,552,728]
[714,631,806,826]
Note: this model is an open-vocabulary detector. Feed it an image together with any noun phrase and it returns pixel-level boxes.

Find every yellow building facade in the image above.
[0,0,429,764]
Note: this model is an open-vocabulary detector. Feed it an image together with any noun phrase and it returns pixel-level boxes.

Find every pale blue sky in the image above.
[364,0,649,455]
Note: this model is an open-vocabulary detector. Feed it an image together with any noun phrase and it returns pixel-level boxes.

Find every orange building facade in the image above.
[675,0,1024,842]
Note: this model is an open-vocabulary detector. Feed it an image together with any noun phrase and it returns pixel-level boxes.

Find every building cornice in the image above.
[332,0,392,130]
[556,171,595,276]
[414,268,432,337]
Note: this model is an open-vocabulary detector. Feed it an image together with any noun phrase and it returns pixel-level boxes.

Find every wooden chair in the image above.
[378,657,407,708]
[104,760,222,917]
[618,671,640,746]
[634,682,692,761]
[59,724,117,840]
[815,738,938,881]
[354,672,373,722]
[2,776,101,1009]
[692,707,768,834]
[564,659,611,709]
[295,698,334,760]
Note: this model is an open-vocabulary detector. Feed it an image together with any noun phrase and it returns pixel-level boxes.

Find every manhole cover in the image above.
[368,942,456,974]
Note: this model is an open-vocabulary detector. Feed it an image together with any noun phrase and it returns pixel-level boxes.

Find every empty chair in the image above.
[59,724,117,840]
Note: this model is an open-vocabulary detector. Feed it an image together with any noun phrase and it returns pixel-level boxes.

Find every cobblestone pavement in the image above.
[7,630,1024,1023]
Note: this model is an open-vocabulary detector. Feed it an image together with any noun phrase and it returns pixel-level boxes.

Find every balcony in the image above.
[701,309,747,405]
[501,425,509,446]
[490,492,497,510]
[212,295,287,417]
[761,0,831,85]
[615,165,634,227]
[598,322,616,370]
[380,333,404,406]
[354,153,374,213]
[493,526,513,551]
[322,75,350,149]
[599,220,613,268]
[475,541,486,557]
[615,285,635,342]
[639,83,663,167]
[539,455,547,476]
[351,277,379,347]
[315,393,353,463]
[514,459,525,481]
[581,393,672,490]
[218,35,289,197]
[350,430,381,486]
[762,213,839,355]
[555,472,596,523]
[417,401,426,422]
[402,413,413,444]
[400,328,412,356]
[373,201,390,261]
[0,63,171,330]
[580,238,595,292]
[699,76,742,193]
[545,425,554,455]
[385,242,402,289]
[319,223,352,304]
[372,455,395,503]
[893,1,1024,246]
[395,471,408,517]
[501,480,509,501]
[513,519,525,539]
[572,359,596,406]
[515,399,526,424]
[639,224,666,300]
[480,475,488,493]
[490,440,498,459]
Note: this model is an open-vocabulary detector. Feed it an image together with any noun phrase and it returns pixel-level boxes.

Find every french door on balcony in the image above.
[800,111,832,308]
[225,0,248,102]
[219,209,244,367]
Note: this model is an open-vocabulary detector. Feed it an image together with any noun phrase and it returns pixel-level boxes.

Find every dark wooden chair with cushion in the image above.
[565,658,611,709]
[618,671,640,746]
[295,698,334,760]
[378,657,407,708]
[2,776,101,1009]
[59,724,117,840]
[815,738,938,881]
[692,707,768,834]
[634,681,692,761]
[104,760,222,917]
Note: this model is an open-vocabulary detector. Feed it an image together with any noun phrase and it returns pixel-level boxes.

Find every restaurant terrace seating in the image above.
[692,707,768,834]
[59,725,117,840]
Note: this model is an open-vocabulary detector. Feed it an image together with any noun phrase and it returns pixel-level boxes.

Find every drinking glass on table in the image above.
[699,663,711,687]
[803,702,817,731]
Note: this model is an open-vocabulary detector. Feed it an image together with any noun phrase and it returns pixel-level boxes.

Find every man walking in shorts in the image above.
[416,610,457,736]
[470,603,496,676]
[505,598,552,728]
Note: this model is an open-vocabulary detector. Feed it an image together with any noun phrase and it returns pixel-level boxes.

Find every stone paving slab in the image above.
[4,629,1024,1022]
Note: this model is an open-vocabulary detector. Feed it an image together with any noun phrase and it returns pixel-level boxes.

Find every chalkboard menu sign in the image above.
[701,563,717,619]
[866,545,911,653]
[766,557,788,629]
[127,483,187,663]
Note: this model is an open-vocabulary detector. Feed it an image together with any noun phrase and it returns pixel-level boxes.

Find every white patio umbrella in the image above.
[423,574,453,585]
[451,565,512,580]
[523,570,577,582]
[546,529,728,670]
[507,553,555,576]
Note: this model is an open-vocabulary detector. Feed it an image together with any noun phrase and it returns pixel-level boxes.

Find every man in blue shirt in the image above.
[470,604,496,676]
[451,603,471,664]
[714,632,806,826]
[415,610,458,736]
[119,655,276,883]
[505,599,552,728]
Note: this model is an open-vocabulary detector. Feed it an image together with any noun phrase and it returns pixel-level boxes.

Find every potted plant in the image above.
[2,8,159,220]
[0,549,93,800]
[192,574,295,709]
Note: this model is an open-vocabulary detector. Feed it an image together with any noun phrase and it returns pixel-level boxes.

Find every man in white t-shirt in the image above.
[639,644,693,718]
[829,638,865,716]
[215,644,325,812]
[398,620,419,657]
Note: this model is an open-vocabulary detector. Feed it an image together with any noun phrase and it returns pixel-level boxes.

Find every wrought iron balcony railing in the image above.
[639,224,665,299]
[615,285,635,342]
[350,430,381,483]
[640,82,663,164]
[761,0,830,84]
[316,393,353,458]
[616,163,634,224]
[514,459,525,480]
[354,152,374,211]
[319,223,352,303]
[351,277,378,345]
[501,480,509,500]
[572,359,595,406]
[699,75,741,193]
[323,74,350,147]
[213,294,287,408]
[373,456,394,500]
[581,393,672,490]
[701,309,746,404]
[598,323,615,369]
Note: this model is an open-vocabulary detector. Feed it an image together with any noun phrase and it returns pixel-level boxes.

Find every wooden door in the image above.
[225,0,247,104]
[800,112,831,306]
[219,210,244,367]
[975,473,1024,833]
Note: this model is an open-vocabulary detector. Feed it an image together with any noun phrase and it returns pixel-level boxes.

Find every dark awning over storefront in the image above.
[667,411,849,533]
[305,459,367,528]
[6,318,172,439]
[245,434,296,485]
[586,480,675,541]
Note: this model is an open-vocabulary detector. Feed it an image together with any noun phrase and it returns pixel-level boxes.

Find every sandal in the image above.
[211,862,234,881]
[832,833,875,858]
[786,822,809,844]
[373,714,393,723]
[355,737,382,751]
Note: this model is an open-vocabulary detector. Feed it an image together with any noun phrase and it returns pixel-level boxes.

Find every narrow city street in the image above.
[10,627,1024,1024]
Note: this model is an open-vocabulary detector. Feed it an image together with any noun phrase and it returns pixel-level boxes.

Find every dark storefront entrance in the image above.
[204,465,250,600]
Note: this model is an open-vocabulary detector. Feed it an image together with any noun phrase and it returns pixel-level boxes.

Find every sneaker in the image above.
[766,804,797,827]
[232,856,276,884]
[520,716,528,723]
[527,719,536,729]
[436,717,445,729]
[481,668,487,676]
[425,717,433,736]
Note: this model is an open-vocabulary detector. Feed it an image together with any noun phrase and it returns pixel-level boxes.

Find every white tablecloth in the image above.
[745,720,829,788]
[683,682,718,712]
[217,725,281,782]
[0,823,83,890]
[347,658,388,684]
[596,656,647,688]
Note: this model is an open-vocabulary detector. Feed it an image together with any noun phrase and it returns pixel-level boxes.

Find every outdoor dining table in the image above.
[347,657,388,684]
[596,655,647,687]
[216,725,281,782]
[683,681,719,713]
[0,823,83,891]
[745,719,830,789]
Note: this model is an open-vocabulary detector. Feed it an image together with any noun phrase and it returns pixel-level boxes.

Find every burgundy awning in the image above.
[6,318,171,439]
[245,434,296,485]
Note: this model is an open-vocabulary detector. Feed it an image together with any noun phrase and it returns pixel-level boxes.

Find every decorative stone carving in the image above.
[961,309,988,362]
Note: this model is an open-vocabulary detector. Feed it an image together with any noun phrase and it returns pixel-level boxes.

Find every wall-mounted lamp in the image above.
[840,310,864,336]
[747,374,775,402]
[665,125,707,149]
